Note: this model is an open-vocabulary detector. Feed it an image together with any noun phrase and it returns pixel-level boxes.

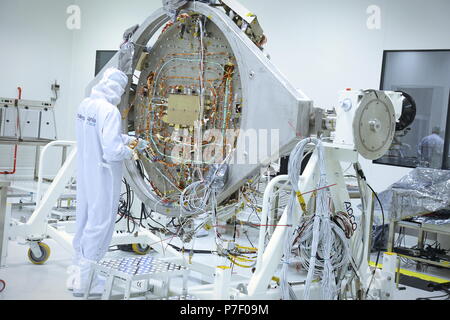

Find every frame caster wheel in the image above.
[132,244,151,255]
[28,242,51,265]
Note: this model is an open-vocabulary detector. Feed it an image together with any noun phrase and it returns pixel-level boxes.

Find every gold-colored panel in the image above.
[136,53,149,71]
[166,94,200,127]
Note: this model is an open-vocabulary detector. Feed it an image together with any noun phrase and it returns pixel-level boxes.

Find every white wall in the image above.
[0,0,73,178]
[238,0,450,191]
[66,0,162,141]
[2,0,450,190]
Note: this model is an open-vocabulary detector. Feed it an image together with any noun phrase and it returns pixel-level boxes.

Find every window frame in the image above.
[375,49,450,170]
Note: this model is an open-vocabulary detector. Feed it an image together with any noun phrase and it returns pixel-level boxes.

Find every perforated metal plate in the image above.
[87,2,313,216]
[98,256,186,276]
[160,295,200,300]
[133,12,243,209]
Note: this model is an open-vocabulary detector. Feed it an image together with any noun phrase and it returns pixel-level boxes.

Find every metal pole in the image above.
[0,181,11,268]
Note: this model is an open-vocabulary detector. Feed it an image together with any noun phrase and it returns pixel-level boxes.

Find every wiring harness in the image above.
[281,138,351,300]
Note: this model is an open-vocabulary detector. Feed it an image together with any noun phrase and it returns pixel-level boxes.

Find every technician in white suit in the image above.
[418,126,445,168]
[71,47,148,296]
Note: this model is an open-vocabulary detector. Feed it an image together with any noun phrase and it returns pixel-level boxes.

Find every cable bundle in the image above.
[282,138,350,300]
[180,180,212,215]
[180,159,230,216]
[296,215,350,299]
[280,138,320,300]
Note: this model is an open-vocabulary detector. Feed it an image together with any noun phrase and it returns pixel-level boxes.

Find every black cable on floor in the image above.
[417,284,450,300]
[168,244,216,254]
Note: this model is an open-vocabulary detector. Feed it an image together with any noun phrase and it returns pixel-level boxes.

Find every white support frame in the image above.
[11,142,78,242]
[246,143,372,299]
[5,140,396,300]
[5,142,220,287]
[0,181,11,268]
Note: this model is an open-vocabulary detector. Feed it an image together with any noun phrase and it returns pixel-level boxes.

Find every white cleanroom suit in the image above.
[72,68,134,295]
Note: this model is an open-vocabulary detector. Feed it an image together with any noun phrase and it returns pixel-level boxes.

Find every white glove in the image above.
[136,139,149,153]
[118,42,135,75]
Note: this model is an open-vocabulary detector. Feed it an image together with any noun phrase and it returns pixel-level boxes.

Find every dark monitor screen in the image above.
[95,50,117,76]
[374,50,450,170]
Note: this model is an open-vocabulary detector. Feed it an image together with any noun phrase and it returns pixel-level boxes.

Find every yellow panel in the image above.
[136,53,149,72]
[369,261,449,283]
[166,94,200,127]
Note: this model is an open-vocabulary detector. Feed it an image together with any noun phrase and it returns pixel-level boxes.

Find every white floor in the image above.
[0,239,76,300]
[1,236,449,300]
[1,182,449,300]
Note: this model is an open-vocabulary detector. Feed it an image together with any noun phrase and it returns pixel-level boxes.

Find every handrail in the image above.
[255,175,291,271]
[36,141,77,206]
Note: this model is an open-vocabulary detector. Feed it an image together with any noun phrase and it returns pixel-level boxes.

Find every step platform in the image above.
[85,256,190,300]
